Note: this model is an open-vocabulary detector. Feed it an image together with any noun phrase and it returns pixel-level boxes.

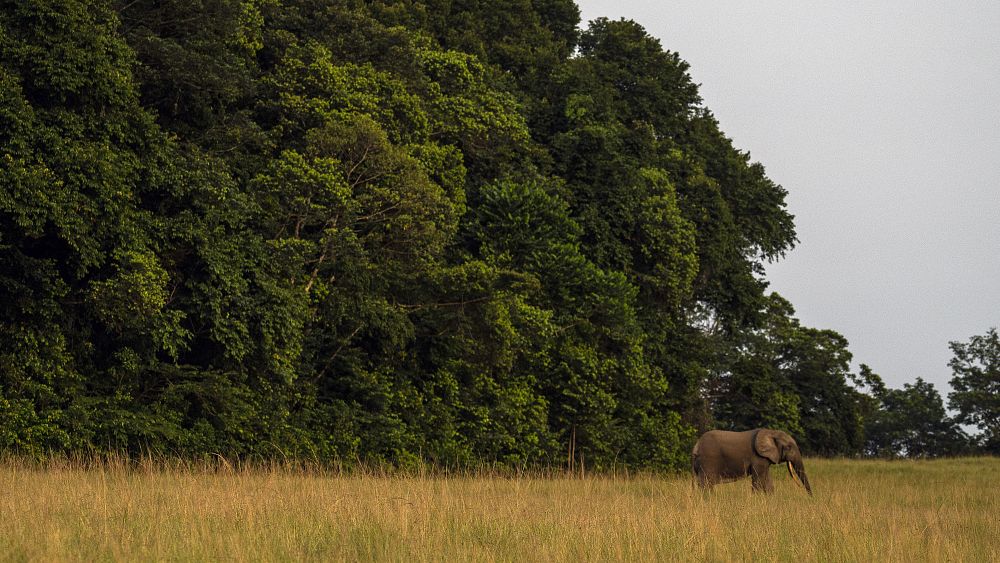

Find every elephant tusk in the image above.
[787,461,804,488]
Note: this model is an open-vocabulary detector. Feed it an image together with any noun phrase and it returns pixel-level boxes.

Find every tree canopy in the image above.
[949,328,1000,454]
[0,0,987,466]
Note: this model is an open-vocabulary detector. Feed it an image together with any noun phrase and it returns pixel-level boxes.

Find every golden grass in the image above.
[0,457,997,561]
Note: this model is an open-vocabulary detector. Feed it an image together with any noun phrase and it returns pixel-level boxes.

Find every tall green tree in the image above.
[539,19,796,421]
[865,376,967,458]
[0,0,279,455]
[948,328,1000,454]
[463,178,691,468]
[712,294,868,456]
[3,0,866,468]
[712,296,805,438]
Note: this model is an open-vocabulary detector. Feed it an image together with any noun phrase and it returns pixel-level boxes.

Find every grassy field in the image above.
[0,457,997,561]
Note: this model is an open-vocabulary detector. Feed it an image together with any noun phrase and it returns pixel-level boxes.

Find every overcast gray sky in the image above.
[575,1,1000,394]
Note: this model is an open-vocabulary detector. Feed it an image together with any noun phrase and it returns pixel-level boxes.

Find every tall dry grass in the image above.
[0,456,997,561]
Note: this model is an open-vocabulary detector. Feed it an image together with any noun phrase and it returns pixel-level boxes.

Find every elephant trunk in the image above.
[788,458,812,495]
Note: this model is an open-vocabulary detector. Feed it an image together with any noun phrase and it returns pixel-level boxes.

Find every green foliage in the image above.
[948,328,1000,453]
[1,0,949,467]
[712,295,868,456]
[864,375,967,458]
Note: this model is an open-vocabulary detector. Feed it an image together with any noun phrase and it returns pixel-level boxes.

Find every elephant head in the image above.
[753,429,813,495]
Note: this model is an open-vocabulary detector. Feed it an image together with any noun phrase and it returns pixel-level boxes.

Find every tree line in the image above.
[1,0,996,467]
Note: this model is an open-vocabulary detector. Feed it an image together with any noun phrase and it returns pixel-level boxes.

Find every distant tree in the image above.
[865,375,968,457]
[712,294,868,456]
[713,295,805,437]
[948,328,1000,454]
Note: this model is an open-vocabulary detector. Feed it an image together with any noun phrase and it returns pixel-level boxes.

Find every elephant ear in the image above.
[753,429,781,463]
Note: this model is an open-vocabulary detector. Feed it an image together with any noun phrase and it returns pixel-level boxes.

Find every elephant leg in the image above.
[696,471,713,491]
[692,467,719,495]
[695,474,715,496]
[692,455,712,491]
[750,464,774,494]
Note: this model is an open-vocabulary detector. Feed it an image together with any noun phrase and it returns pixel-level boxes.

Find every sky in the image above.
[574,1,1000,394]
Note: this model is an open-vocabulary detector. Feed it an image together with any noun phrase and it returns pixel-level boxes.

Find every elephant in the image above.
[692,428,812,495]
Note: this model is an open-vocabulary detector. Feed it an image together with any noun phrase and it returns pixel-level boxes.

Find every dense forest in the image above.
[1,0,997,468]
